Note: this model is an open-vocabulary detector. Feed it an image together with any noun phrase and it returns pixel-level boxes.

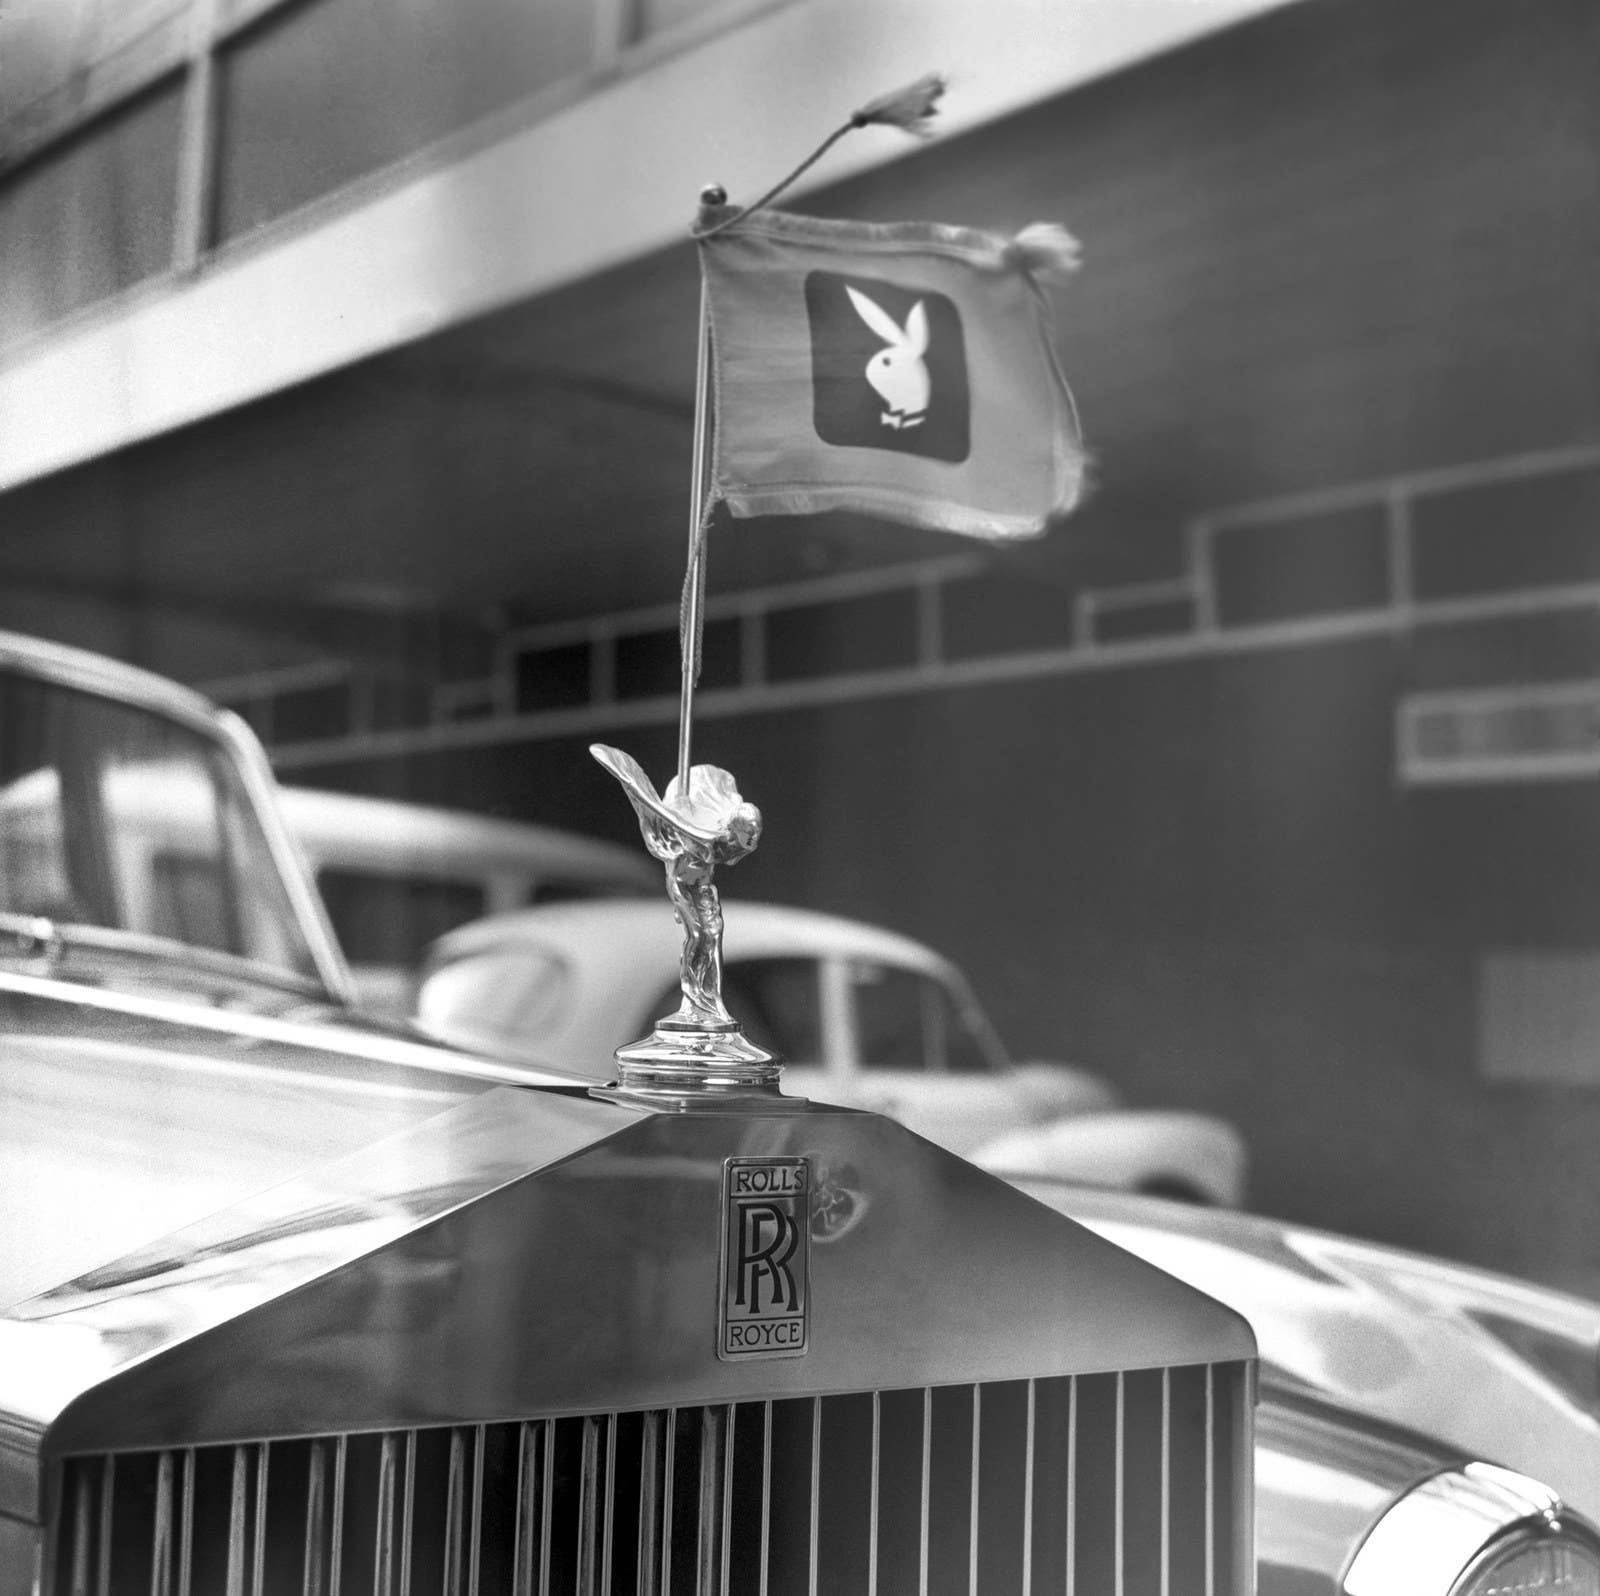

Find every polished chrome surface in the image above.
[1247,1388,1600,1596]
[1343,1461,1600,1596]
[590,744,778,1093]
[45,1363,1252,1595]
[1022,1180,1600,1524]
[0,983,590,1311]
[0,1086,638,1520]
[0,964,588,1095]
[1247,1396,1432,1596]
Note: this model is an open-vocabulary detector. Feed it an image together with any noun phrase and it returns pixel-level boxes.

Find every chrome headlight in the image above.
[1344,1462,1600,1596]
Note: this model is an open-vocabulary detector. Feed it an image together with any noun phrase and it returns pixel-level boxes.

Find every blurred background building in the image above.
[1,0,1597,1289]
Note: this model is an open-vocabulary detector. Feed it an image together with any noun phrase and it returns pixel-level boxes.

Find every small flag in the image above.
[699,209,1085,540]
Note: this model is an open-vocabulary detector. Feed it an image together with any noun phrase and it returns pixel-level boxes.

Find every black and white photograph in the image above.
[0,0,1597,1590]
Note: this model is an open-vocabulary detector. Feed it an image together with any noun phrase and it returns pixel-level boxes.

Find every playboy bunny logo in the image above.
[805,271,970,462]
[844,286,930,430]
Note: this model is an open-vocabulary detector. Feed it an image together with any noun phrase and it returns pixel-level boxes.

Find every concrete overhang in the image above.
[0,0,1302,495]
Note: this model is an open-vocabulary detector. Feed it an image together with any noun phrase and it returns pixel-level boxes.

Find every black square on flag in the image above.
[805,270,970,462]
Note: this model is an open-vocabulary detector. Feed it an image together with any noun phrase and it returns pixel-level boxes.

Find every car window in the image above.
[0,669,316,978]
[317,869,487,967]
[527,877,650,905]
[148,849,236,950]
[723,958,823,1062]
[937,984,994,1074]
[851,960,992,1074]
[651,956,823,1063]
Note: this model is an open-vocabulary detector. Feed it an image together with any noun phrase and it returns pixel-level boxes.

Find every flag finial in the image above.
[1002,221,1083,283]
[849,72,946,136]
[693,72,947,240]
[696,183,737,233]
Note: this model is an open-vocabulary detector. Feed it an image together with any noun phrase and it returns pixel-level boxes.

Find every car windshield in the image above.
[0,668,319,985]
[318,867,489,968]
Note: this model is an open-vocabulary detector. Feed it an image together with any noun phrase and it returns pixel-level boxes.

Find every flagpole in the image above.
[677,191,719,795]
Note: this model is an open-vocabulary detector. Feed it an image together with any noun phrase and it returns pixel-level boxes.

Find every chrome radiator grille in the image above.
[50,1362,1250,1595]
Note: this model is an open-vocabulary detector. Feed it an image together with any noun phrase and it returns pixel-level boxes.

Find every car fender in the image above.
[970,1108,1249,1205]
[1006,1060,1122,1116]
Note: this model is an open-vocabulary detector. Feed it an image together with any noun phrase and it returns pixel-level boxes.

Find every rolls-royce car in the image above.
[415,901,1249,1205]
[1,627,1597,1596]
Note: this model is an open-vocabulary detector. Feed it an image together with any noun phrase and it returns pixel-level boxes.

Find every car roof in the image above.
[0,628,225,732]
[277,787,656,884]
[429,898,961,983]
[418,901,974,1072]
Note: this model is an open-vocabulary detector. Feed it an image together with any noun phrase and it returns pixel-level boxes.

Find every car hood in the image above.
[0,1085,1253,1524]
[0,972,593,1310]
[1017,1178,1600,1520]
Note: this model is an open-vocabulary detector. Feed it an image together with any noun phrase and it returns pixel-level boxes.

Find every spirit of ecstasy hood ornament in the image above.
[591,743,779,1093]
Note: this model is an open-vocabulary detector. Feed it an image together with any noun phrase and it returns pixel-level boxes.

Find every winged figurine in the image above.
[590,743,761,1033]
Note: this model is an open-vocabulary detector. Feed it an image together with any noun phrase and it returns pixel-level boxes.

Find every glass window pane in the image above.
[317,868,486,967]
[111,770,233,950]
[850,961,928,1072]
[217,0,595,241]
[0,764,72,919]
[148,849,232,948]
[719,957,822,1063]
[0,669,316,979]
[850,962,994,1074]
[937,986,994,1075]
[0,81,182,350]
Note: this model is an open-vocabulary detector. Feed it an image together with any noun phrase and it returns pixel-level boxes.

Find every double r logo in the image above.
[735,1202,799,1312]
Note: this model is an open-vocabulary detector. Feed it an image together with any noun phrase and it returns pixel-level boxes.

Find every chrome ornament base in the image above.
[613,1015,782,1097]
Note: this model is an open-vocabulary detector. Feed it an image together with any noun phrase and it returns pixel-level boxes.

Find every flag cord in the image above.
[676,272,713,794]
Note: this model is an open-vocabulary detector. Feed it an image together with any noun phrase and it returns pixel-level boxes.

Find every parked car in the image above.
[1029,1180,1600,1547]
[416,899,1251,1204]
[2,627,1597,1596]
[0,761,654,1016]
[278,785,656,1012]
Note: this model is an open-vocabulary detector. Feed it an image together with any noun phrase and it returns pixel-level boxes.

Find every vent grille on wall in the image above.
[1398,681,1600,786]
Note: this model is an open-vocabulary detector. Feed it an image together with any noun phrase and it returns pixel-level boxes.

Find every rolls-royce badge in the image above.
[719,1157,810,1359]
